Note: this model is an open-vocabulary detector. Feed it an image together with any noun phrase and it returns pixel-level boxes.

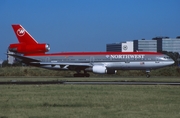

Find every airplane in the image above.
[8,24,174,78]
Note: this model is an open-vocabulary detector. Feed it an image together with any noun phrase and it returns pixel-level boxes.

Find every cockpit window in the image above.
[164,57,171,59]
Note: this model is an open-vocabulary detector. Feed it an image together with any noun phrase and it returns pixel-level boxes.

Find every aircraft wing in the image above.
[31,62,92,66]
[7,53,92,69]
[31,62,92,70]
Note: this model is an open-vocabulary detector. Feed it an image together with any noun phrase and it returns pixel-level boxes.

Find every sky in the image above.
[0,0,180,60]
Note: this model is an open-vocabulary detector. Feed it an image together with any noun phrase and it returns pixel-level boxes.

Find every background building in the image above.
[0,60,3,67]
[106,43,122,52]
[122,41,133,52]
[134,39,157,52]
[106,36,180,54]
[153,37,180,53]
[106,41,134,52]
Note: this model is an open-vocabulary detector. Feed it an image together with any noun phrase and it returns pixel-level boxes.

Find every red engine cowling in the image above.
[8,43,50,54]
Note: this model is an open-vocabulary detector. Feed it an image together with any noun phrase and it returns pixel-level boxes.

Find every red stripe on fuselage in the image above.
[25,52,163,56]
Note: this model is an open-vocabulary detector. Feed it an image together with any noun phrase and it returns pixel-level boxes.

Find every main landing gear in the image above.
[146,70,151,78]
[146,73,150,78]
[73,73,90,77]
[73,70,90,77]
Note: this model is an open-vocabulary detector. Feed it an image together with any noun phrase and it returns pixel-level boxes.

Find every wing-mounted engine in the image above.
[91,65,117,74]
[8,43,50,55]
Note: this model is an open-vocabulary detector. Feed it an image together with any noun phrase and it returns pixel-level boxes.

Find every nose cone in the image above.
[165,59,174,66]
[169,60,175,65]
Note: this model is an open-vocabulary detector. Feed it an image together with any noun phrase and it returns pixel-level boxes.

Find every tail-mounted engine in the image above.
[8,43,50,54]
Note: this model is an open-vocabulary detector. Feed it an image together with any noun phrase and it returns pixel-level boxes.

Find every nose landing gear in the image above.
[146,73,150,78]
[146,70,151,78]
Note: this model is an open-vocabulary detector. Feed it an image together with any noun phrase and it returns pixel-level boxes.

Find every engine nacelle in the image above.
[92,65,117,74]
[8,43,50,54]
[92,65,107,74]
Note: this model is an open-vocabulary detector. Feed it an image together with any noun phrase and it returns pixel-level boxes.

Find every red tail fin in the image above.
[9,24,50,55]
[12,24,38,44]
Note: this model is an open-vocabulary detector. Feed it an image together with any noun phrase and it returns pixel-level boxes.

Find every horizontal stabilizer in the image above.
[7,53,40,63]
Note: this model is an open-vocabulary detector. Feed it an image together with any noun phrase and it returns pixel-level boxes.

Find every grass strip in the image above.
[0,85,180,118]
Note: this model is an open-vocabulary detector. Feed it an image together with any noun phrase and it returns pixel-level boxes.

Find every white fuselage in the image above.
[26,52,174,71]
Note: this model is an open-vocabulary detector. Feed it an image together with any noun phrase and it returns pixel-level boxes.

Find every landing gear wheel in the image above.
[73,73,83,77]
[84,73,90,77]
[145,70,151,78]
[146,74,150,78]
[73,73,79,77]
[73,73,90,77]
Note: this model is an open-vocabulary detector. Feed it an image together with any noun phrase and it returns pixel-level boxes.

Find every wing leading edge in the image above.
[7,54,92,70]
